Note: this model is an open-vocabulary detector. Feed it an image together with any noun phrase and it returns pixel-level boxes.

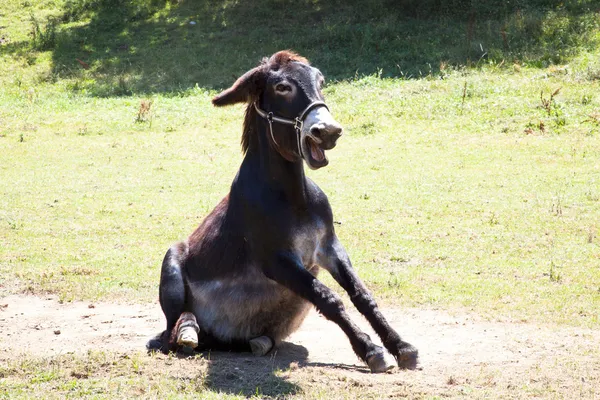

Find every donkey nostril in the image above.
[310,126,321,137]
[330,125,343,137]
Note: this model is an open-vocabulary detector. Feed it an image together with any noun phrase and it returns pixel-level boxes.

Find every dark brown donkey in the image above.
[147,51,418,372]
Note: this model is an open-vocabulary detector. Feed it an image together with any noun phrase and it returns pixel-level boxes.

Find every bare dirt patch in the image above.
[1,295,599,398]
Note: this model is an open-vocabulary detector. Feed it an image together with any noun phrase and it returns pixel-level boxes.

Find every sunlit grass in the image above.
[1,0,600,321]
[2,62,599,326]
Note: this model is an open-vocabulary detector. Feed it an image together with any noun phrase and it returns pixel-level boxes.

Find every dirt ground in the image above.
[1,295,599,399]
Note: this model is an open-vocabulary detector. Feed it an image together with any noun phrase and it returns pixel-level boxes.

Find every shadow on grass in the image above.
[5,0,600,96]
[194,341,368,398]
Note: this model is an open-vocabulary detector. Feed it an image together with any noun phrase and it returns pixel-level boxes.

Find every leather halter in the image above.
[254,100,329,158]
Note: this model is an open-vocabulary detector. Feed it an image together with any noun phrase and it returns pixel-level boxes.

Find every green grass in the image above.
[2,0,600,323]
[2,61,599,326]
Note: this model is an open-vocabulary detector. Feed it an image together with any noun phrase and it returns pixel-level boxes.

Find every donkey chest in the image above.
[290,215,329,267]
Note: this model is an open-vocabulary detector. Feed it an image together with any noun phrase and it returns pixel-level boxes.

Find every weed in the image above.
[488,212,499,226]
[585,113,600,126]
[548,261,562,283]
[581,94,592,105]
[586,188,599,202]
[29,13,57,51]
[7,219,21,230]
[357,122,377,135]
[135,99,153,124]
[387,273,406,290]
[540,87,561,116]
[551,192,563,216]
[460,81,468,114]
[524,120,546,135]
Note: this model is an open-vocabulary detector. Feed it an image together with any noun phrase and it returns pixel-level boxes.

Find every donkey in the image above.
[147,51,418,372]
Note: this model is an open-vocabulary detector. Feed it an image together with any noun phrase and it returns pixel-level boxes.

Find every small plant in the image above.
[488,211,499,225]
[551,193,563,216]
[548,261,562,283]
[585,112,600,126]
[540,87,561,116]
[357,122,377,135]
[588,227,596,244]
[581,94,592,105]
[524,120,546,135]
[29,13,57,51]
[135,99,153,125]
[460,81,468,114]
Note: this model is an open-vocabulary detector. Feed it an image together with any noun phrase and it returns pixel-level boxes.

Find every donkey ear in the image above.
[212,67,264,107]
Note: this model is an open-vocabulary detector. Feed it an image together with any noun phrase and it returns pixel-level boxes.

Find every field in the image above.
[1,0,600,398]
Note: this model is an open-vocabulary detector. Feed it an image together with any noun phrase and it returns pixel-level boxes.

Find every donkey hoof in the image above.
[396,344,419,370]
[177,325,199,349]
[367,350,396,373]
[249,336,273,356]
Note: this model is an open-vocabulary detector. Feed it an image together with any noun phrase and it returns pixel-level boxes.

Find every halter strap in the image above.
[254,101,329,158]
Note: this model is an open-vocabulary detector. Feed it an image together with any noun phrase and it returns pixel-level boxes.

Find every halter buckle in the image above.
[293,118,303,132]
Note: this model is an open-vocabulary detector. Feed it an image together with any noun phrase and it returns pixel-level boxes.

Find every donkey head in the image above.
[212,51,343,170]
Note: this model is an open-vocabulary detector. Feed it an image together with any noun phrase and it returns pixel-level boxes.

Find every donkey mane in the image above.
[240,50,309,156]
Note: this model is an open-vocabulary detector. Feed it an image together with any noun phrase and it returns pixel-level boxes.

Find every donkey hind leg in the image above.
[146,242,189,354]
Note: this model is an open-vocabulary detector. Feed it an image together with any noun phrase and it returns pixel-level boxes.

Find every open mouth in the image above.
[302,135,329,170]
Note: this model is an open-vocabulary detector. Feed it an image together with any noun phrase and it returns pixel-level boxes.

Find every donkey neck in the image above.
[239,115,309,205]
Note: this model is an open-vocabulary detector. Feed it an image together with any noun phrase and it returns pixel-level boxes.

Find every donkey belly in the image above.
[189,273,313,343]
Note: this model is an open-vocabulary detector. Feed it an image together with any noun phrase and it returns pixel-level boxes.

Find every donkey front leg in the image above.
[264,252,395,373]
[320,237,419,369]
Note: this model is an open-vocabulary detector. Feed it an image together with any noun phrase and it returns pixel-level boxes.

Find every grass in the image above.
[1,341,599,399]
[2,61,599,326]
[1,0,600,398]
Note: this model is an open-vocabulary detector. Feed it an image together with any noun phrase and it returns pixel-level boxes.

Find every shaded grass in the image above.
[2,0,599,96]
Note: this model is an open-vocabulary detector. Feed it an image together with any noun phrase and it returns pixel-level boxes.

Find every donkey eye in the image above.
[275,83,292,93]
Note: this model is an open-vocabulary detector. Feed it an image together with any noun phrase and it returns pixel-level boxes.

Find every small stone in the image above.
[54,329,61,335]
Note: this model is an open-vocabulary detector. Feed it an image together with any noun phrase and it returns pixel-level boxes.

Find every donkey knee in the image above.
[315,287,345,317]
[352,291,378,313]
